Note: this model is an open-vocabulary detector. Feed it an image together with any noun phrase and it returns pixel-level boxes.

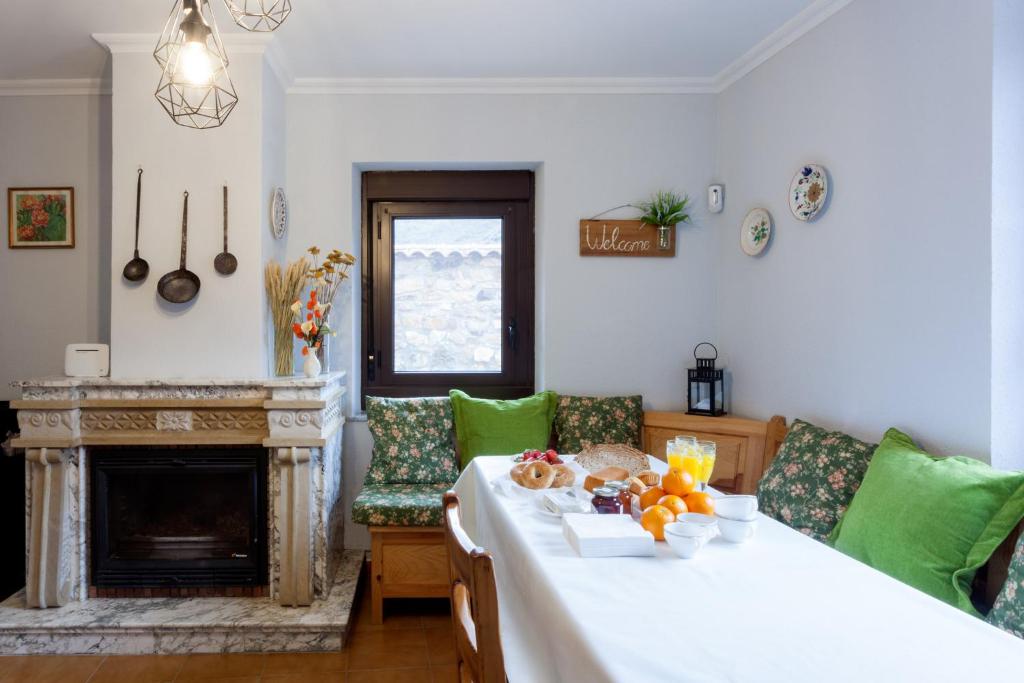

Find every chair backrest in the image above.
[442,492,506,683]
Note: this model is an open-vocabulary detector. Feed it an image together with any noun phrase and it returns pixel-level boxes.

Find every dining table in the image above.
[450,454,1024,682]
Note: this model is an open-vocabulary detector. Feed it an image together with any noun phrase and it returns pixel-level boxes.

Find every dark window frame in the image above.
[361,171,535,406]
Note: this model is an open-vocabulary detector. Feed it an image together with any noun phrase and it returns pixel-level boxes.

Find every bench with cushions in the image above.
[351,396,459,624]
[353,390,645,623]
[756,418,1024,639]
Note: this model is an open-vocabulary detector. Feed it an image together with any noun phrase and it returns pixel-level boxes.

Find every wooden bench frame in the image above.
[366,411,1020,622]
[369,526,449,624]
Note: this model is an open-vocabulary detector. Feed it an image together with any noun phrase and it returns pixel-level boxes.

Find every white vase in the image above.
[302,351,321,378]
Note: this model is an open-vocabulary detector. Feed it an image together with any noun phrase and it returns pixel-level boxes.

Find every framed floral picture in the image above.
[7,187,75,248]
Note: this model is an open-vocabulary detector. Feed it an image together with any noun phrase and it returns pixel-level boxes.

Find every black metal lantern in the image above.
[687,342,726,416]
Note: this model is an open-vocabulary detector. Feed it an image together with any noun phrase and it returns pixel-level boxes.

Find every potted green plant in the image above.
[637,191,692,250]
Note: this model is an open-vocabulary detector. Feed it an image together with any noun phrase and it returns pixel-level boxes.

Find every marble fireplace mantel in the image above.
[9,372,348,610]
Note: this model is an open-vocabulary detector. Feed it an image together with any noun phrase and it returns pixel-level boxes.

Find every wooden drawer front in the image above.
[381,543,449,591]
[644,427,746,491]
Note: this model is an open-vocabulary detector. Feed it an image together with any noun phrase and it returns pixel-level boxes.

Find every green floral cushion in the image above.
[365,396,458,485]
[757,419,877,542]
[988,533,1024,639]
[554,395,643,454]
[351,483,452,527]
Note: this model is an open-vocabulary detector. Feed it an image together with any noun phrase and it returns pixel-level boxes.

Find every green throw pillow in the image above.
[449,390,558,466]
[830,428,1024,615]
[757,419,877,542]
[365,396,459,485]
[554,395,643,454]
[987,532,1024,639]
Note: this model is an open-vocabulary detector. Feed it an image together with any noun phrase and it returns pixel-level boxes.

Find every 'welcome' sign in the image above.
[578,219,675,257]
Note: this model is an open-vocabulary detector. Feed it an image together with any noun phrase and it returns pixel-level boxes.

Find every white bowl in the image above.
[714,495,758,520]
[664,521,707,539]
[717,515,758,543]
[676,512,718,529]
[664,528,704,559]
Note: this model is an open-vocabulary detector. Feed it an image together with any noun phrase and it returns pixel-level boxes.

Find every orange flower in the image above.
[314,309,322,319]
[310,324,318,336]
[292,323,303,336]
[307,299,314,310]
[306,313,313,321]
[310,289,317,301]
[301,347,309,356]
[314,341,321,349]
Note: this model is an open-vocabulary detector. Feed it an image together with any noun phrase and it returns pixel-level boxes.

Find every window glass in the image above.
[392,217,503,373]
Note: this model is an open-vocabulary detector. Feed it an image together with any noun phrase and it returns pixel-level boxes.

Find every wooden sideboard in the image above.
[642,412,788,495]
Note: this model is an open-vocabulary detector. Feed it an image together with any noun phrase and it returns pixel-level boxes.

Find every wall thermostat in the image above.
[65,344,110,377]
[708,184,724,213]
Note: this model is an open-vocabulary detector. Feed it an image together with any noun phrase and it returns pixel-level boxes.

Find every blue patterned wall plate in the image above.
[789,164,829,221]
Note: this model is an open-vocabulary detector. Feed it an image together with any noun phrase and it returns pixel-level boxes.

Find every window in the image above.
[361,171,535,403]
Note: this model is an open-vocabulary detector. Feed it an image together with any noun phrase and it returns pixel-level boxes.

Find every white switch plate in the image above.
[708,184,724,213]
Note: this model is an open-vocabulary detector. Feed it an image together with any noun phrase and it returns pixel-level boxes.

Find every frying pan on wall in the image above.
[157,191,201,304]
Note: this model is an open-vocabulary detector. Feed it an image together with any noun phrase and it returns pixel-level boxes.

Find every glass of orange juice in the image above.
[668,436,694,470]
[697,440,717,490]
[680,448,702,483]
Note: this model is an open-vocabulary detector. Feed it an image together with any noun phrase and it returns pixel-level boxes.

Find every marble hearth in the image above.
[1,372,360,654]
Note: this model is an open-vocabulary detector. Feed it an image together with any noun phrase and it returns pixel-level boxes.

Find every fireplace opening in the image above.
[91,447,268,589]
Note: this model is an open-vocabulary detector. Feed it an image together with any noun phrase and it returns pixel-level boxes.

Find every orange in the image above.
[662,467,696,497]
[638,485,666,510]
[657,494,688,518]
[640,505,675,541]
[684,491,715,515]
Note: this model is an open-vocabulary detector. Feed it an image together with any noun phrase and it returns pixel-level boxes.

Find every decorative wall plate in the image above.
[789,164,829,221]
[271,187,288,239]
[740,208,772,256]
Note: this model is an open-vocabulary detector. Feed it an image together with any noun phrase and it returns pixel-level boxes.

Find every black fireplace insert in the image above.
[90,447,267,588]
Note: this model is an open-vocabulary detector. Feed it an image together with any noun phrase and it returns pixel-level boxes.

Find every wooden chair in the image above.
[442,492,506,683]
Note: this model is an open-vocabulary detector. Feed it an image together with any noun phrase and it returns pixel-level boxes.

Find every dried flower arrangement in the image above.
[264,257,309,376]
[305,246,356,319]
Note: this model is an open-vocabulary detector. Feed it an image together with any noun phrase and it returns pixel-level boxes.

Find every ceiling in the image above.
[1,0,817,82]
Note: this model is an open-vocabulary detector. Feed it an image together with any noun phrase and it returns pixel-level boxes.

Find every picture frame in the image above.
[7,187,75,248]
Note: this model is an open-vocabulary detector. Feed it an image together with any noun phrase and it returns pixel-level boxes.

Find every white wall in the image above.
[285,93,719,546]
[0,94,111,399]
[991,0,1024,471]
[714,0,994,458]
[107,47,276,378]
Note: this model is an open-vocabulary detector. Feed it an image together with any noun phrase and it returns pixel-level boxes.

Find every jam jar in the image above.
[608,481,632,514]
[591,486,623,514]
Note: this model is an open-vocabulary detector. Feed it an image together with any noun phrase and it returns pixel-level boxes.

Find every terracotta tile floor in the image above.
[0,588,456,683]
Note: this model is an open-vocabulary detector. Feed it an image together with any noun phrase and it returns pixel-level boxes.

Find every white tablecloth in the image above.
[452,455,1024,683]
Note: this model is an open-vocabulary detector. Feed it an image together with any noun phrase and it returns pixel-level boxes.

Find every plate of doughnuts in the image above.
[510,459,576,490]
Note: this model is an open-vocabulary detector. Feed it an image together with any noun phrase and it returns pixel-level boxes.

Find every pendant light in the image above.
[224,0,292,32]
[154,0,238,129]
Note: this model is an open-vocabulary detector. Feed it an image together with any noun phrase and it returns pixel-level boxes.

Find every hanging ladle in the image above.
[121,168,149,282]
[214,185,237,275]
[157,191,201,304]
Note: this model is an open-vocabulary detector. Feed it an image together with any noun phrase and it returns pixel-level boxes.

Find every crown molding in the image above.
[23,5,853,99]
[288,76,717,96]
[0,79,110,96]
[91,32,275,54]
[712,0,855,92]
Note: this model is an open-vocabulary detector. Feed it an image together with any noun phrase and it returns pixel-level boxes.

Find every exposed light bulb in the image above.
[178,40,214,85]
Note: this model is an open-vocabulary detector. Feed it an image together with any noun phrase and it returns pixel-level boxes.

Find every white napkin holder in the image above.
[563,513,656,558]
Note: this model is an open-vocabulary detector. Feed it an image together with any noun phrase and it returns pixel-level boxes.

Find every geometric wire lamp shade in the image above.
[224,0,292,31]
[154,0,238,129]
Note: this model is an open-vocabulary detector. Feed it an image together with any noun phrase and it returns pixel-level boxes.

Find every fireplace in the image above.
[90,447,268,589]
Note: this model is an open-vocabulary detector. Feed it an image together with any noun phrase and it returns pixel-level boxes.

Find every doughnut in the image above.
[510,462,529,486]
[551,464,576,488]
[520,460,555,489]
[637,470,661,487]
